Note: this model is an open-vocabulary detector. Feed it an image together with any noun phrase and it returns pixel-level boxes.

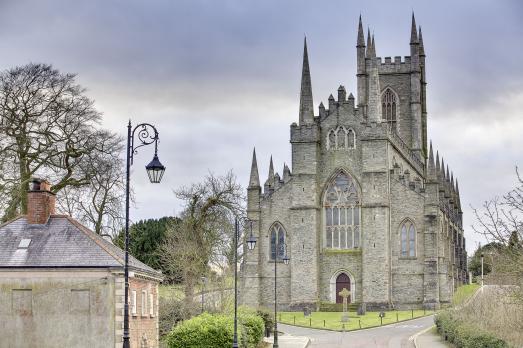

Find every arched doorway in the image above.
[335,273,351,304]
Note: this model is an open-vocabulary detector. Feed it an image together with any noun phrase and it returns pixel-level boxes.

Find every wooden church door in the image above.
[336,273,351,304]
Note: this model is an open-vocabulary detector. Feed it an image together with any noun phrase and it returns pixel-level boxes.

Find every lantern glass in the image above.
[145,154,166,183]
[283,256,290,265]
[247,236,257,250]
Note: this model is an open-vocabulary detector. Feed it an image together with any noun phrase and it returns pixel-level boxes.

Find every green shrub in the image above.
[238,307,264,348]
[434,311,508,348]
[166,309,265,348]
[166,313,238,348]
[256,307,274,336]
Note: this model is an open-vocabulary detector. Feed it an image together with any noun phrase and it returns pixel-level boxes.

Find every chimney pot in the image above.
[27,178,56,224]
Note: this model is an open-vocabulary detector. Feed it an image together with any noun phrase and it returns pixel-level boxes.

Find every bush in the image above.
[159,296,189,338]
[166,309,265,348]
[166,313,237,348]
[238,307,265,348]
[256,307,274,336]
[435,311,508,348]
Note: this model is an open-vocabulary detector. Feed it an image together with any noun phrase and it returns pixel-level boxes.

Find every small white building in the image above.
[0,179,163,348]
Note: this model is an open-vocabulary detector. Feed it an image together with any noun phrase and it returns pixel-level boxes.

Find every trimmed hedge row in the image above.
[435,311,508,348]
[165,307,264,348]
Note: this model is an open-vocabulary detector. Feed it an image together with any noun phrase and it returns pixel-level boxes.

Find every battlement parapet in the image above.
[290,123,320,143]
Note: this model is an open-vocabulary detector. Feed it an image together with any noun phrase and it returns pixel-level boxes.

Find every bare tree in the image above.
[472,167,523,296]
[56,130,125,236]
[0,63,125,230]
[160,171,244,315]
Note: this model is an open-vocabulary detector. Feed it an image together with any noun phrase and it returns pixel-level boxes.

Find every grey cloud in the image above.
[0,0,522,254]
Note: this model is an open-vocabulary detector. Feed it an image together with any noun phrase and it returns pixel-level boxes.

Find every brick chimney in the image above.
[27,178,56,224]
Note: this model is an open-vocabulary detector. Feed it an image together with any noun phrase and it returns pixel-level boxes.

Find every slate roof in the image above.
[0,215,162,279]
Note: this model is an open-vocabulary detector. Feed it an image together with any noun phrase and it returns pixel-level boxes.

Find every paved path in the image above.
[415,327,451,348]
[278,315,435,348]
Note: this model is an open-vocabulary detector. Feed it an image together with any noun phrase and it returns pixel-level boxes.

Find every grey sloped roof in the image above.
[0,215,162,278]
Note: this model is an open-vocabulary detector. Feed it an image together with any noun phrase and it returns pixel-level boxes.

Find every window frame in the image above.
[149,293,154,317]
[323,171,361,250]
[399,219,417,258]
[141,290,147,317]
[381,88,399,130]
[269,223,287,261]
[131,290,137,316]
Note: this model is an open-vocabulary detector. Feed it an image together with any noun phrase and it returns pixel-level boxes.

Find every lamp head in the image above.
[145,154,166,183]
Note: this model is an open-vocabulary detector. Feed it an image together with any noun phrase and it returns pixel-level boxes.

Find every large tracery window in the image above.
[270,223,286,260]
[381,88,397,130]
[400,220,416,257]
[324,172,360,249]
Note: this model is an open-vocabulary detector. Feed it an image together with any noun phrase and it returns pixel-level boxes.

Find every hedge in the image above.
[435,311,508,348]
[165,308,264,348]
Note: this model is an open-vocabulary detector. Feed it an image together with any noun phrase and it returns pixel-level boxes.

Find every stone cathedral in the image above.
[240,15,467,311]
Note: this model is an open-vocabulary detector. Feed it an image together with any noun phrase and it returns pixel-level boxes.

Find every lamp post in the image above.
[201,276,206,314]
[273,241,290,348]
[480,252,484,287]
[233,218,257,348]
[123,121,166,348]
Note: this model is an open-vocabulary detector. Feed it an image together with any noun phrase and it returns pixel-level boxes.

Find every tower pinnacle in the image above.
[357,15,365,47]
[248,148,260,188]
[410,12,419,44]
[427,141,435,178]
[418,26,425,56]
[299,37,314,125]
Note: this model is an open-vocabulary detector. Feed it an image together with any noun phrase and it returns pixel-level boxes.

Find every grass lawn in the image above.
[278,309,432,331]
[452,283,480,306]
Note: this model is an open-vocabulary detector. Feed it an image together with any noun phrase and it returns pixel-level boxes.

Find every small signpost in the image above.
[339,287,350,322]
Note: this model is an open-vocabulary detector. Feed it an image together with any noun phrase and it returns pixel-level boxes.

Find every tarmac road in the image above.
[278,314,435,348]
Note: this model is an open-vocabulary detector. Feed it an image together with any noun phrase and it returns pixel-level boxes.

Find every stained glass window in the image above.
[324,172,360,249]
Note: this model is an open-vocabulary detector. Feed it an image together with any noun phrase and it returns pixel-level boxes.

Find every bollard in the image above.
[396,313,399,322]
[323,319,326,327]
[424,308,426,315]
[411,309,414,318]
[310,317,312,327]
[380,316,383,326]
[342,323,345,331]
[294,316,295,325]
[359,319,361,329]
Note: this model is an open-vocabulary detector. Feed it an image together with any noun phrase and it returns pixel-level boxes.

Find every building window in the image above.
[131,290,137,315]
[141,290,147,316]
[381,88,397,130]
[347,129,355,148]
[149,293,154,316]
[324,171,360,249]
[400,220,416,257]
[270,223,286,260]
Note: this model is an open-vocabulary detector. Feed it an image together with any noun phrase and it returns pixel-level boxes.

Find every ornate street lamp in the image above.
[123,121,165,348]
[233,218,257,348]
[273,241,289,348]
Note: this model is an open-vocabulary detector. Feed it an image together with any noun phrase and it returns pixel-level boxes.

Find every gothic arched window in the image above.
[382,88,397,130]
[400,220,416,257]
[347,129,355,149]
[324,172,360,249]
[328,130,336,150]
[270,223,286,260]
[336,127,347,149]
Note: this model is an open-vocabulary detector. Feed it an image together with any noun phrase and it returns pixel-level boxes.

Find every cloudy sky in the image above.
[1,0,521,253]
